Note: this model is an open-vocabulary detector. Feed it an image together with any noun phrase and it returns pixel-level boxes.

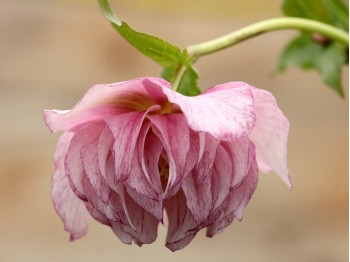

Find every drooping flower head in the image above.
[44,77,290,251]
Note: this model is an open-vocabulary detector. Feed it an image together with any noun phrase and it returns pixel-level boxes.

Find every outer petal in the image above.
[164,192,198,251]
[146,78,255,141]
[206,155,258,237]
[116,185,159,245]
[80,124,111,204]
[182,145,232,226]
[51,132,90,241]
[44,78,161,133]
[248,87,291,188]
[65,122,105,201]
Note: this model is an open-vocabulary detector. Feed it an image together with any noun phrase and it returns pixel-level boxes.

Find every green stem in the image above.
[186,17,349,58]
[171,64,187,91]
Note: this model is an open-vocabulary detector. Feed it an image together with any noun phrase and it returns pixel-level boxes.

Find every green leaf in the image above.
[98,0,190,67]
[276,34,324,71]
[276,34,346,97]
[99,0,201,96]
[162,65,201,96]
[315,42,345,96]
[282,0,349,30]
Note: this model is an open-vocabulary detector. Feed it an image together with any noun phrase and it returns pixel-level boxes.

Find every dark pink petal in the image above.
[233,157,259,220]
[111,222,134,244]
[65,122,105,201]
[248,88,291,188]
[52,133,90,241]
[182,172,212,226]
[105,107,159,183]
[147,79,255,141]
[149,114,190,198]
[116,185,159,244]
[141,129,164,196]
[85,202,111,226]
[126,122,162,201]
[195,132,220,183]
[210,146,232,210]
[98,127,114,182]
[222,137,253,188]
[44,78,159,133]
[206,156,259,237]
[125,185,162,221]
[80,125,111,204]
[164,192,198,251]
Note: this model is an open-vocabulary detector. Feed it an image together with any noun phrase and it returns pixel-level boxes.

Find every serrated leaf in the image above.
[98,0,189,67]
[162,65,201,96]
[277,34,346,97]
[282,0,349,30]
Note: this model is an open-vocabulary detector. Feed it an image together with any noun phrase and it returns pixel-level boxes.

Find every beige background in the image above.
[0,0,348,261]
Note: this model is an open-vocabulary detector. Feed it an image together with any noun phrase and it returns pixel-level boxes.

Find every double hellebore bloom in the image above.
[44,77,290,251]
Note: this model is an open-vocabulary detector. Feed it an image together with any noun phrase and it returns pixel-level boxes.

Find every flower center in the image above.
[158,155,169,191]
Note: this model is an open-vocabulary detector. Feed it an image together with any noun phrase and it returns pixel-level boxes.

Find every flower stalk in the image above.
[186,17,349,59]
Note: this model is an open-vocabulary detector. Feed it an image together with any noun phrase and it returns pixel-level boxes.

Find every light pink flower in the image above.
[44,77,290,251]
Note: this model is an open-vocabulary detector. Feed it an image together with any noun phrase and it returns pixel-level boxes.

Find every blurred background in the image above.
[0,0,348,261]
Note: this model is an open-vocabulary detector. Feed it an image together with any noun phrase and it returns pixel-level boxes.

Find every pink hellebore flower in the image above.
[44,77,291,251]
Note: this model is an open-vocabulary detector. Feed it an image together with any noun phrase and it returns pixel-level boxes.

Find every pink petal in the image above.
[105,107,159,183]
[149,114,191,198]
[206,149,258,237]
[181,145,232,226]
[80,125,111,204]
[116,185,159,245]
[210,145,233,210]
[146,78,255,141]
[195,132,220,183]
[248,87,291,188]
[222,137,253,188]
[141,129,164,196]
[51,133,90,241]
[231,155,258,220]
[182,172,212,225]
[97,127,114,182]
[44,78,163,133]
[126,122,162,201]
[111,222,134,244]
[164,192,198,251]
[65,122,105,201]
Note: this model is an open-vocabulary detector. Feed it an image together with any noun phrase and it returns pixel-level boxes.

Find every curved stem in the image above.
[171,64,187,91]
[186,17,349,58]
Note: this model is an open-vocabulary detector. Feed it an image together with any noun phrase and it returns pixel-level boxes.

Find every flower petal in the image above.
[146,78,255,140]
[164,192,198,251]
[65,122,105,201]
[149,114,191,198]
[248,87,291,188]
[80,125,111,204]
[116,185,159,245]
[182,172,212,226]
[195,132,220,183]
[44,78,162,133]
[222,137,253,188]
[126,121,162,201]
[51,133,90,241]
[105,107,159,183]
